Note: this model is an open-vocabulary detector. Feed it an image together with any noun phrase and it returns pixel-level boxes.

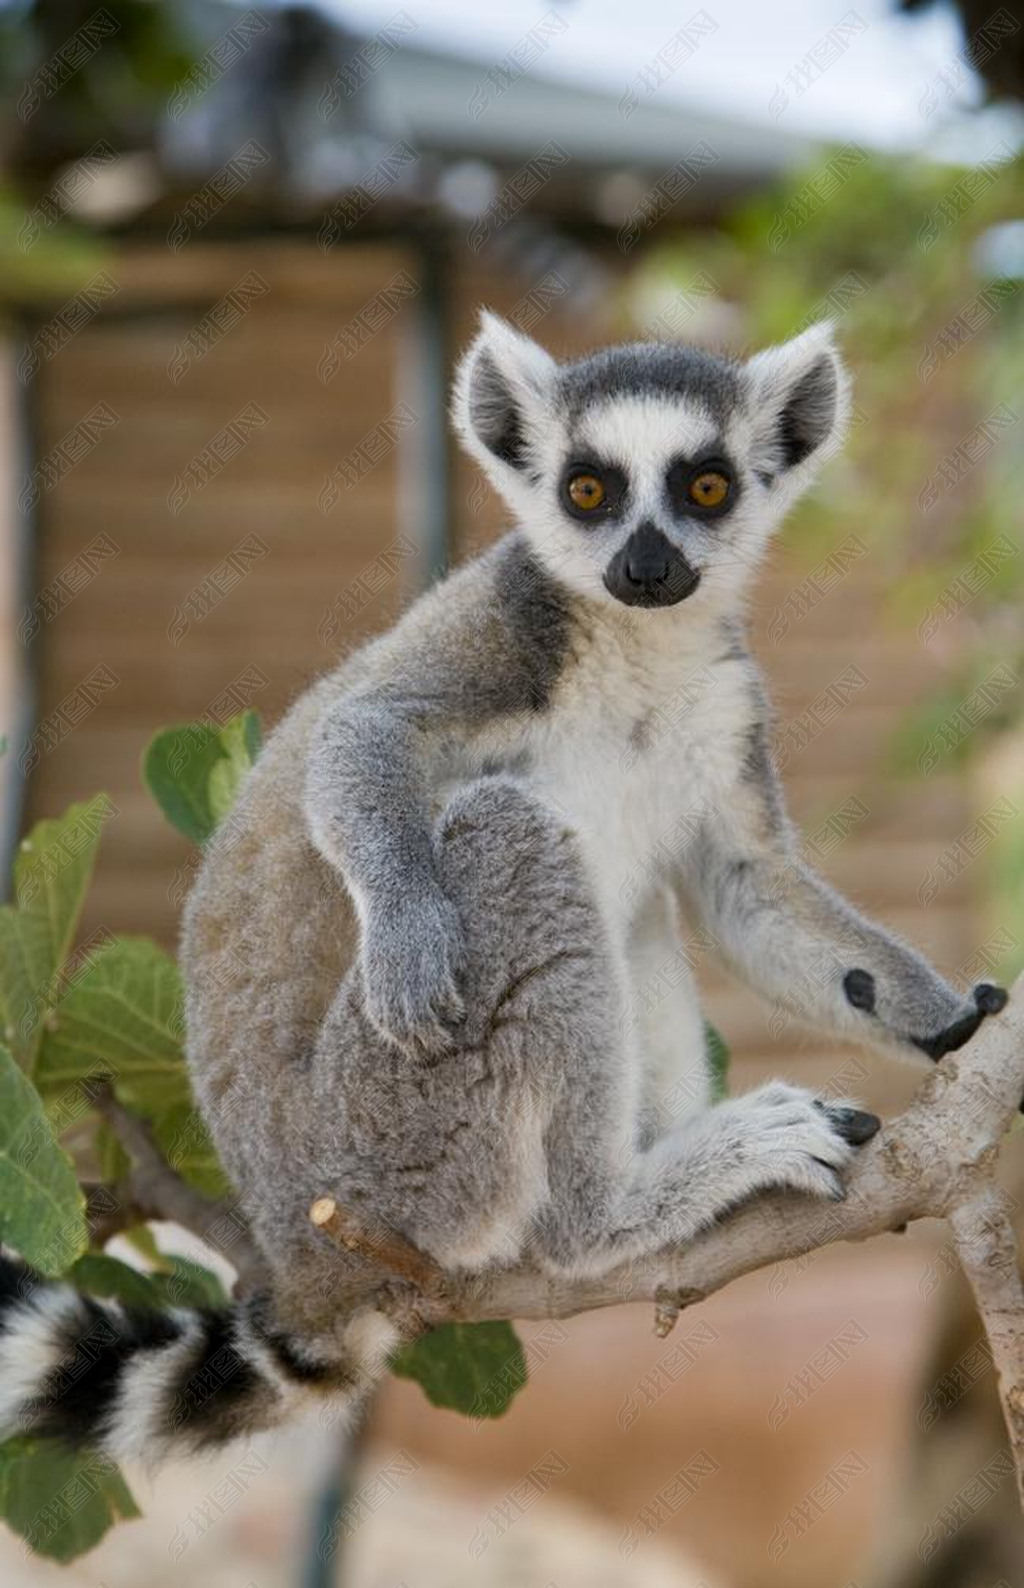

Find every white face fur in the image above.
[452,311,850,615]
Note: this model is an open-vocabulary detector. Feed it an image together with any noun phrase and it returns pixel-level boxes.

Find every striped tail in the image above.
[0,1254,391,1464]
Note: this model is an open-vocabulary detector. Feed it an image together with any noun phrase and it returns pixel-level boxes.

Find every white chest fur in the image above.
[463,611,752,933]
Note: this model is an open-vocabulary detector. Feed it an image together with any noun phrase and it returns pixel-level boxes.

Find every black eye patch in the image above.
[665,454,740,520]
[558,458,628,522]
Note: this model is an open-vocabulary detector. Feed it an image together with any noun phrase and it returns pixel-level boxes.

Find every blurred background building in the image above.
[0,1,1023,1585]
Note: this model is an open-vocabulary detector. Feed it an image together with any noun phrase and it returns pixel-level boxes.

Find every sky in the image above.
[322,0,1024,160]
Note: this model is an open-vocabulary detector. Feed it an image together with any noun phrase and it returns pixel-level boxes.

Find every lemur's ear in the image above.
[452,311,556,474]
[744,322,849,482]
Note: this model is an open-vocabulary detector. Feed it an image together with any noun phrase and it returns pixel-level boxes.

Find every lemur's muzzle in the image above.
[603,522,701,609]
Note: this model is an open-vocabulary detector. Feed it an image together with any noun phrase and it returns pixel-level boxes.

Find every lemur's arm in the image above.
[678,742,1006,1062]
[304,537,569,1055]
[305,689,467,1053]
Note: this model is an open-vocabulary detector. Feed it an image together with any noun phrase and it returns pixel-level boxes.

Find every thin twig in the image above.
[92,1084,267,1291]
[83,1183,141,1247]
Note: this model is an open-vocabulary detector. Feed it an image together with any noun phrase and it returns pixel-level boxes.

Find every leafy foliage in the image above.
[392,1321,527,1418]
[148,1255,229,1311]
[0,1045,86,1277]
[69,1251,162,1308]
[0,189,111,312]
[33,933,229,1198]
[0,798,109,1074]
[36,936,184,1105]
[143,711,262,844]
[0,1437,139,1563]
[70,1250,227,1310]
[0,711,261,1559]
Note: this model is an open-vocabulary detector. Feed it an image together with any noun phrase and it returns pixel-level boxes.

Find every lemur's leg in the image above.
[306,775,639,1268]
[625,887,712,1147]
[682,837,1007,1063]
[309,776,877,1283]
[423,784,878,1278]
[534,1076,879,1280]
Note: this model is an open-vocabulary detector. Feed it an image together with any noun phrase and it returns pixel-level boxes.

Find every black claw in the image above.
[974,982,1008,1015]
[826,1106,882,1146]
[843,968,876,1013]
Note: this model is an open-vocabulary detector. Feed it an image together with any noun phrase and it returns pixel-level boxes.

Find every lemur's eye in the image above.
[689,470,730,509]
[567,473,606,512]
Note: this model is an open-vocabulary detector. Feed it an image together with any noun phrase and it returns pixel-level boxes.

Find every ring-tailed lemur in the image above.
[0,313,1007,1465]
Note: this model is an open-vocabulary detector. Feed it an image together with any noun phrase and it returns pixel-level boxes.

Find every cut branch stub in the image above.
[309,1196,448,1296]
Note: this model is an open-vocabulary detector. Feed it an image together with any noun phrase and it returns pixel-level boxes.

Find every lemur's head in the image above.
[453,312,849,612]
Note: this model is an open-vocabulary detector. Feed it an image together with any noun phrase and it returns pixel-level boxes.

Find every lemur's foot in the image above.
[707,1081,880,1204]
[842,970,1009,1061]
[359,887,468,1055]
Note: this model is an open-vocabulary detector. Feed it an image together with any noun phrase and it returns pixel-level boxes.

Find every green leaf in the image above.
[34,936,231,1198]
[122,1222,173,1271]
[142,710,262,844]
[142,721,220,843]
[0,798,114,1074]
[207,711,263,826]
[0,1044,87,1276]
[69,1252,160,1308]
[0,1436,139,1562]
[150,1102,232,1199]
[35,936,189,1120]
[149,1255,228,1310]
[705,1022,730,1103]
[67,1245,227,1312]
[391,1321,527,1418]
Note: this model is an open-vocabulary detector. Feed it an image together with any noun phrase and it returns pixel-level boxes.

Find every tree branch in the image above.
[92,1085,267,1292]
[311,971,1024,1506]
[950,1191,1024,1508]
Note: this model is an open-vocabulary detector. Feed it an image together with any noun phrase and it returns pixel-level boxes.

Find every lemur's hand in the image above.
[360,886,467,1055]
[841,965,1008,1059]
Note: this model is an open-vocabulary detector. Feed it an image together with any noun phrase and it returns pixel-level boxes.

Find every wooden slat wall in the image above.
[26,242,420,944]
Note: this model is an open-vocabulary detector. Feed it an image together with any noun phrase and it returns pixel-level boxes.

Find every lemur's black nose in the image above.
[625,522,671,584]
[604,522,701,609]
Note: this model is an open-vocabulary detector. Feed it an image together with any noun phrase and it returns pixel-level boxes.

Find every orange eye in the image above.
[689,470,730,509]
[567,473,606,511]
